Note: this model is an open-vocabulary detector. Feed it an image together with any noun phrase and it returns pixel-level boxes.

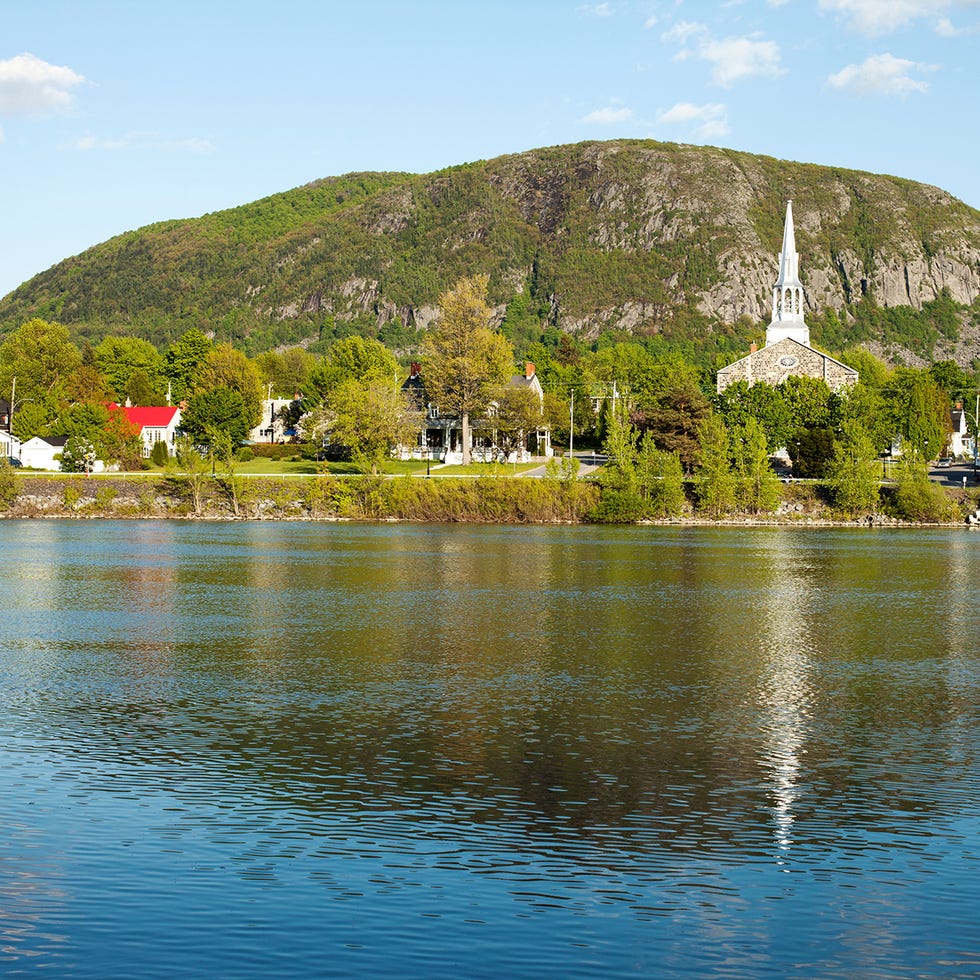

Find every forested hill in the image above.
[3,139,980,363]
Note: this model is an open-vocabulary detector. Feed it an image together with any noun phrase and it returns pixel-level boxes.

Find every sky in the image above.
[1,0,978,299]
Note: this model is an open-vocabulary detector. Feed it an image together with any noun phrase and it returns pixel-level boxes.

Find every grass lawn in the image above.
[429,461,542,476]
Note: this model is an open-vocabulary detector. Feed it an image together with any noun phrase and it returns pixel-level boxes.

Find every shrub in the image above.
[588,488,647,524]
[62,483,83,510]
[0,458,19,510]
[236,447,255,462]
[150,441,169,467]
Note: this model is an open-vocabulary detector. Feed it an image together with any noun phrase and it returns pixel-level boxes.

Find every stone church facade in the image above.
[716,201,858,393]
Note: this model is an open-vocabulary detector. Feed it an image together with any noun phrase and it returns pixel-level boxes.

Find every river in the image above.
[2,521,978,977]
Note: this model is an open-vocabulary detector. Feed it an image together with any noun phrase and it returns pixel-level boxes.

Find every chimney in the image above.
[750,342,758,354]
[956,401,963,409]
[525,361,535,379]
[410,362,422,378]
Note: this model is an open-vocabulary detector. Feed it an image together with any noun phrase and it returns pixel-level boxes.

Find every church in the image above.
[716,201,858,393]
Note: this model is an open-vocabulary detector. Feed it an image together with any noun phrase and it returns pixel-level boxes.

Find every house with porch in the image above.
[401,362,552,463]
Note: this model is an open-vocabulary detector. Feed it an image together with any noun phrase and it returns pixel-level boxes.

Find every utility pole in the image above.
[569,389,574,459]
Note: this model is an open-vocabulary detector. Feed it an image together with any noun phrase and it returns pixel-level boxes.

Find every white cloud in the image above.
[661,23,783,86]
[818,0,977,35]
[700,36,785,86]
[826,52,934,95]
[657,101,730,139]
[0,52,86,115]
[578,2,613,15]
[67,130,214,153]
[661,20,708,44]
[581,105,634,124]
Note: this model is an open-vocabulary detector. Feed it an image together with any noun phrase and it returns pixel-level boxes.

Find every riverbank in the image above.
[2,472,979,526]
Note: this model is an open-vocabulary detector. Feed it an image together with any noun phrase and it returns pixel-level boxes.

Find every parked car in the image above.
[936,457,953,468]
[6,456,22,467]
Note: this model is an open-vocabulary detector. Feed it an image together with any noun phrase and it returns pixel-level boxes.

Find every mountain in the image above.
[2,140,979,363]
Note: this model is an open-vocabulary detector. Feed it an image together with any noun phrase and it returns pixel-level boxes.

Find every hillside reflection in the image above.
[1,522,976,872]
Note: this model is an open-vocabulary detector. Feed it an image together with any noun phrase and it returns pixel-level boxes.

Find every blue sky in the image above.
[1,0,978,300]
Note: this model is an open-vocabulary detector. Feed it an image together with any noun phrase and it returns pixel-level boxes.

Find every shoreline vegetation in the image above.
[2,471,978,527]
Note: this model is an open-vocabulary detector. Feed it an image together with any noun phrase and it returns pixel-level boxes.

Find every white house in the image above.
[248,397,301,443]
[20,436,69,470]
[113,405,182,457]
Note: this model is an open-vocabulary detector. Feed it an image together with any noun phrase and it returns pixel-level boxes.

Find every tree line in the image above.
[1,274,977,523]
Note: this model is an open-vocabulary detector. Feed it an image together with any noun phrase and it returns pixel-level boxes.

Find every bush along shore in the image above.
[1,471,979,526]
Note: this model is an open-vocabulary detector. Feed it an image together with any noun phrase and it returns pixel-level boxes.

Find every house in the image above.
[20,435,69,470]
[400,362,552,463]
[717,201,859,394]
[248,396,304,443]
[113,404,182,457]
[949,403,976,459]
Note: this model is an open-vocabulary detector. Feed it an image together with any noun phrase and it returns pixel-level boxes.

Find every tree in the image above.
[310,377,419,475]
[421,275,514,465]
[171,435,213,516]
[58,436,97,473]
[163,329,212,402]
[492,386,542,458]
[637,379,711,473]
[636,432,686,518]
[181,387,251,445]
[695,415,737,517]
[788,426,836,478]
[889,455,957,523]
[9,400,54,441]
[732,417,781,514]
[212,430,252,517]
[195,344,263,432]
[254,346,315,397]
[826,420,880,515]
[0,318,82,406]
[306,335,399,409]
[99,407,145,470]
[95,336,166,403]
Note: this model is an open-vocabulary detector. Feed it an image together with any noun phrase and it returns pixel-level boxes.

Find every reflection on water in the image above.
[1,521,979,978]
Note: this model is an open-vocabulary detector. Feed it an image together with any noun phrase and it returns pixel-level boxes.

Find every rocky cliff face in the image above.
[3,140,979,361]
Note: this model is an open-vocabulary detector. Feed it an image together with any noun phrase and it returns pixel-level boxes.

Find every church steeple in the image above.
[766,200,810,347]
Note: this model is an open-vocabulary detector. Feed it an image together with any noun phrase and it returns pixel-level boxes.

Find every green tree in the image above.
[884,370,951,460]
[0,458,19,510]
[163,329,212,402]
[636,432,686,518]
[195,344,263,431]
[788,425,836,478]
[311,377,419,475]
[695,415,737,517]
[888,455,957,523]
[492,386,543,457]
[0,318,82,407]
[95,336,166,403]
[826,420,880,515]
[171,435,213,516]
[181,387,251,445]
[306,336,399,407]
[421,275,514,465]
[636,379,711,473]
[9,399,54,441]
[254,346,315,397]
[732,417,781,514]
[212,430,252,517]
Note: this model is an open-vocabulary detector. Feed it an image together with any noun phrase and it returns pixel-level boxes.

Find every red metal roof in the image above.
[114,405,180,429]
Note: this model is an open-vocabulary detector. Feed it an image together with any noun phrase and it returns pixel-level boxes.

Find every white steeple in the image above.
[766,200,810,347]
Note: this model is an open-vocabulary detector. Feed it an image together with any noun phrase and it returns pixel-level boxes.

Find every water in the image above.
[1,521,978,977]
